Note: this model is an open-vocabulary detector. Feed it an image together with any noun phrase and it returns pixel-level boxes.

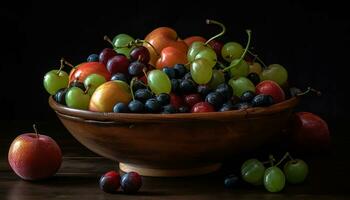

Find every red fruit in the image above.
[170,93,183,110]
[69,62,111,83]
[8,132,62,180]
[130,46,150,64]
[107,54,130,75]
[184,93,202,108]
[99,48,118,65]
[256,80,285,103]
[191,102,215,113]
[99,170,121,193]
[208,40,224,58]
[139,75,148,84]
[289,112,331,152]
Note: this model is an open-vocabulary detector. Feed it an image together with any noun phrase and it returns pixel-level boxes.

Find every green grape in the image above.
[187,41,206,62]
[229,77,255,97]
[43,70,69,95]
[208,69,225,89]
[229,59,249,79]
[221,42,243,62]
[194,47,217,68]
[190,58,213,84]
[264,166,286,193]
[283,159,308,184]
[260,64,288,86]
[84,74,106,96]
[147,70,171,95]
[65,87,90,110]
[112,34,134,57]
[241,159,265,185]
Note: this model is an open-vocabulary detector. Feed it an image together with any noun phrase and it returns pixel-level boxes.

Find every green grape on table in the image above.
[221,42,243,62]
[84,73,107,96]
[260,64,288,86]
[284,159,308,184]
[43,69,69,95]
[190,58,213,84]
[264,166,286,193]
[229,77,255,97]
[112,34,135,57]
[241,159,265,185]
[208,69,225,89]
[65,87,90,110]
[147,70,171,95]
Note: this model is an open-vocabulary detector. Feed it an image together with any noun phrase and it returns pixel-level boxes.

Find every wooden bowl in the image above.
[49,96,299,177]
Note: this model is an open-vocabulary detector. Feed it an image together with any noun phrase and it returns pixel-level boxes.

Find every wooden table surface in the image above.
[0,120,349,199]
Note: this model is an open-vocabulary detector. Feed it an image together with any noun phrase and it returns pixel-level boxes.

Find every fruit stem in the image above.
[62,58,75,68]
[276,152,291,166]
[296,87,322,97]
[269,154,276,166]
[135,39,160,56]
[247,50,268,68]
[222,30,252,72]
[104,35,115,47]
[33,124,39,139]
[205,19,226,45]
[142,68,148,79]
[57,58,65,75]
[130,77,137,100]
[84,85,90,94]
[217,61,226,69]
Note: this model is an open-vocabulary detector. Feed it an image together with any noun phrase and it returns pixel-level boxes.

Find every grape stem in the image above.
[276,152,294,166]
[269,154,276,166]
[130,77,137,100]
[222,30,252,72]
[247,50,268,68]
[62,58,75,68]
[296,87,322,97]
[104,35,115,47]
[84,85,90,95]
[217,61,226,69]
[135,39,160,56]
[33,124,39,139]
[205,19,226,45]
[57,58,65,75]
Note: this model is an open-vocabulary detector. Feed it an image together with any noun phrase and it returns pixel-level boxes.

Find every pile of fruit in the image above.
[43,20,291,114]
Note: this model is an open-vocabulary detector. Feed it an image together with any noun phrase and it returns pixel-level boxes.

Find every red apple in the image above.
[184,36,206,46]
[256,80,285,103]
[156,46,188,69]
[69,62,111,83]
[8,126,62,180]
[191,102,215,113]
[289,112,331,152]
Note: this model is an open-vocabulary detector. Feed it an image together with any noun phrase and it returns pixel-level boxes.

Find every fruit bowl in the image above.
[49,96,299,177]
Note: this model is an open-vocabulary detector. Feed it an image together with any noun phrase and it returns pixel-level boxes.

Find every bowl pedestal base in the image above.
[119,163,222,177]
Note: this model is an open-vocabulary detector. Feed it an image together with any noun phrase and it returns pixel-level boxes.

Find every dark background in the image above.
[0,1,344,134]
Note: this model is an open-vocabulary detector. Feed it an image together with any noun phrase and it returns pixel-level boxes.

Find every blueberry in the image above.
[113,102,129,113]
[215,83,233,101]
[247,73,260,85]
[205,92,224,109]
[145,98,161,113]
[224,174,239,189]
[54,88,68,105]
[240,91,255,103]
[87,53,99,62]
[156,93,170,106]
[135,89,153,103]
[233,102,252,110]
[161,104,176,114]
[128,100,144,113]
[180,79,197,94]
[251,94,274,107]
[174,64,187,78]
[121,172,142,194]
[182,72,192,80]
[162,67,176,79]
[111,73,129,83]
[197,85,211,98]
[132,80,147,92]
[219,101,234,112]
[178,106,190,113]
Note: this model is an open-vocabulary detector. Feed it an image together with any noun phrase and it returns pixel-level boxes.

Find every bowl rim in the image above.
[49,96,299,123]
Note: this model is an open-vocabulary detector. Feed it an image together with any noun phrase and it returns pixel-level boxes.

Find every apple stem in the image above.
[33,124,39,139]
[296,87,322,97]
[269,154,276,166]
[275,152,291,166]
[135,39,160,56]
[222,30,252,72]
[247,50,268,68]
[205,19,226,45]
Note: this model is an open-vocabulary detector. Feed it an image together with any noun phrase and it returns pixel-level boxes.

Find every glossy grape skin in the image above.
[163,67,176,79]
[87,54,99,62]
[208,70,225,89]
[112,34,134,57]
[229,59,249,79]
[107,54,130,75]
[180,79,197,94]
[240,91,255,103]
[190,58,213,84]
[161,104,176,114]
[260,64,288,86]
[128,61,146,76]
[174,64,187,78]
[111,73,129,83]
[156,93,171,106]
[224,174,240,188]
[135,89,153,103]
[130,46,150,64]
[264,166,286,193]
[187,41,206,62]
[84,74,106,96]
[241,159,265,185]
[184,93,202,108]
[99,48,117,65]
[215,83,233,101]
[145,98,161,113]
[221,42,244,62]
[128,100,144,113]
[284,159,308,184]
[43,70,69,95]
[219,101,234,112]
[194,47,217,68]
[54,88,68,105]
[121,172,142,193]
[99,171,120,193]
[197,85,211,98]
[147,70,171,95]
[251,94,274,107]
[65,87,90,110]
[205,92,224,109]
[178,106,190,113]
[113,102,129,113]
[229,77,256,97]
